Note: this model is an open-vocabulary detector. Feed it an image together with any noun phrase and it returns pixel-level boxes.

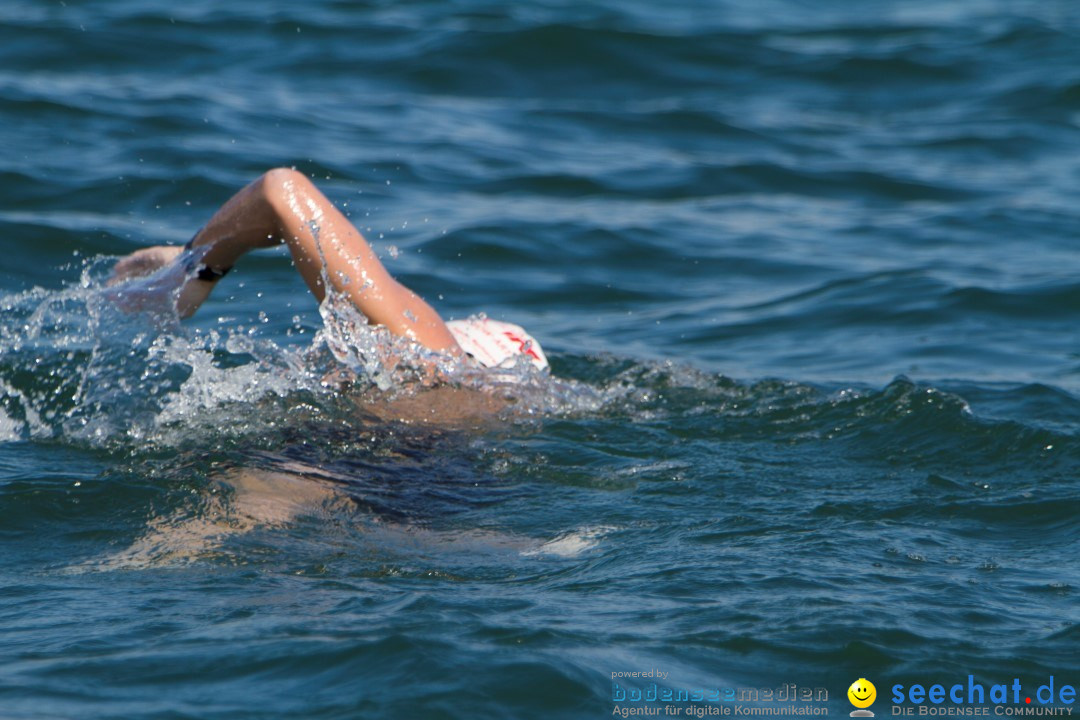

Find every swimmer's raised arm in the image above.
[110,168,462,354]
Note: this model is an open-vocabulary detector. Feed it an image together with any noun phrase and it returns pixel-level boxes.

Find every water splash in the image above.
[0,256,603,451]
[4,254,1037,465]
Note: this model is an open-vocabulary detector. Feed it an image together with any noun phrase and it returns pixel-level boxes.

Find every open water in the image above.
[1,1,1078,718]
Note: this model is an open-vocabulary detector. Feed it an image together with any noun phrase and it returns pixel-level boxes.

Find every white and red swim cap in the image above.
[446,317,548,372]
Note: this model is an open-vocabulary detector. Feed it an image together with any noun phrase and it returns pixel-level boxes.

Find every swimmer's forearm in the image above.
[185,176,284,271]
[173,174,292,317]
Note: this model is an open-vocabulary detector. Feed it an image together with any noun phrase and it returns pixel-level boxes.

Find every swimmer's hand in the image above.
[107,245,184,286]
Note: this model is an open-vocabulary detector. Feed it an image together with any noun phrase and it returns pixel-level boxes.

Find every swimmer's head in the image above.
[446,317,548,372]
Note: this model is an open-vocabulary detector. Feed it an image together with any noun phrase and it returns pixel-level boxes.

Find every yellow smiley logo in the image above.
[848,678,877,710]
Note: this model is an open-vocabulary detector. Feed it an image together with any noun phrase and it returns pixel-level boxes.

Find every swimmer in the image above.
[109,167,547,375]
[96,169,554,569]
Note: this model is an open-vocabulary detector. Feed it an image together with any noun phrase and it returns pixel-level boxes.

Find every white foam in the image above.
[523,525,619,558]
[0,405,20,442]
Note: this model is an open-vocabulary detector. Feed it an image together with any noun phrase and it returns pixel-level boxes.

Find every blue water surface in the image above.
[1,0,1078,718]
